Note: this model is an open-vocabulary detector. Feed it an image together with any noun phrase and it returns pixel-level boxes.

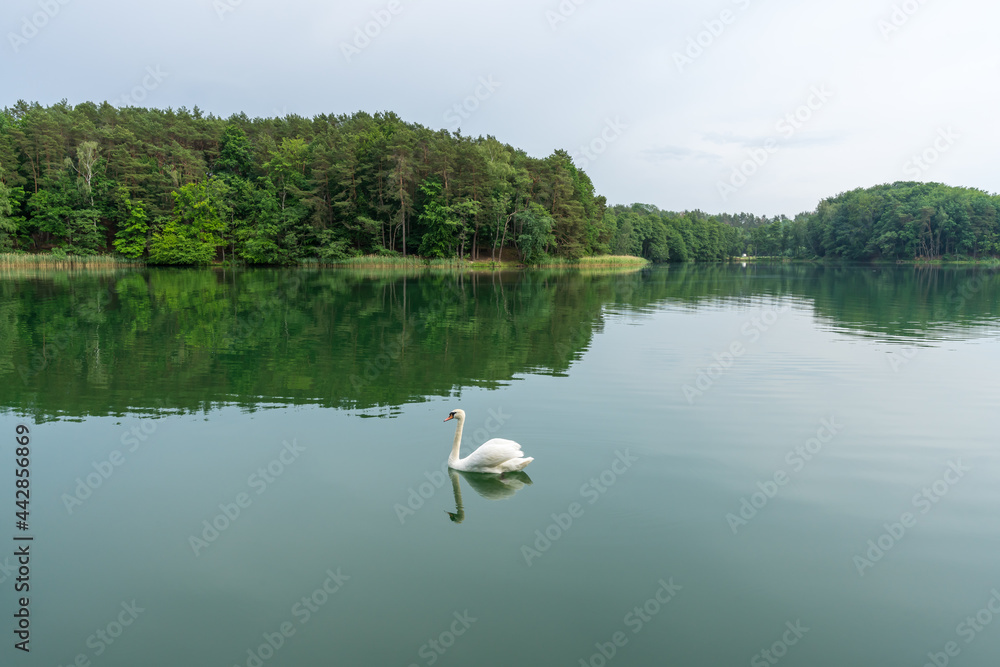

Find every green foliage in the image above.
[66,140,100,205]
[416,179,460,258]
[112,186,149,258]
[314,229,352,262]
[27,173,103,254]
[516,203,555,264]
[0,182,23,249]
[27,189,71,238]
[148,178,230,264]
[0,102,617,263]
[147,217,216,265]
[3,102,997,265]
[63,209,103,254]
[745,183,1000,260]
[226,177,288,264]
[215,125,255,179]
[606,204,733,263]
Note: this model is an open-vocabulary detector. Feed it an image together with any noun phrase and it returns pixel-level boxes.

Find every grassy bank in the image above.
[307,254,649,269]
[1,252,650,270]
[0,253,143,270]
[305,255,491,269]
[535,255,650,268]
[901,257,1000,266]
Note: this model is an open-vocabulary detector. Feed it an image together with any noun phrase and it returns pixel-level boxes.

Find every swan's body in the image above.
[444,409,534,474]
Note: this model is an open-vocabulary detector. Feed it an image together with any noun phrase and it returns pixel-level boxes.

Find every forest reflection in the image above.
[2,263,997,419]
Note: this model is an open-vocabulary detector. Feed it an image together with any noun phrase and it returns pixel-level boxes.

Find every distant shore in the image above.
[0,252,650,271]
[737,256,1000,266]
[7,252,999,272]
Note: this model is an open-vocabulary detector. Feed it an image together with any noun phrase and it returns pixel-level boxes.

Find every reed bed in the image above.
[0,253,143,271]
[308,255,512,270]
[535,255,649,267]
[305,253,650,270]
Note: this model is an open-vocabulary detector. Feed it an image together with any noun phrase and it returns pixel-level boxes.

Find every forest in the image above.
[741,182,1000,261]
[0,101,997,264]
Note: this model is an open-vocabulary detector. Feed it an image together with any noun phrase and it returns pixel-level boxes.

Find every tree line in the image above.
[743,182,1000,260]
[0,101,996,263]
[0,100,607,264]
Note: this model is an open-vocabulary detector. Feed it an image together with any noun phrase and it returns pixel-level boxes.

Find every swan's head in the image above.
[444,409,465,422]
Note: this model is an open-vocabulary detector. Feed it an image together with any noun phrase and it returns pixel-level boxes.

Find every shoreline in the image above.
[0,253,651,271]
[5,253,999,271]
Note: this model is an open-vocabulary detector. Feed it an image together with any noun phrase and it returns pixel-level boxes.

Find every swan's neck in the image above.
[448,469,464,523]
[449,415,464,464]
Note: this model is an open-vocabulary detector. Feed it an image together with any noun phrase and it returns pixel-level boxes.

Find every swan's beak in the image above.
[443,415,454,422]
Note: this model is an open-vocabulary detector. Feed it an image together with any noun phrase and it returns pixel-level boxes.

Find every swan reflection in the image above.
[446,468,533,523]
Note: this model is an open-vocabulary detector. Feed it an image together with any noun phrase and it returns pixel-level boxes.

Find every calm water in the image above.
[2,264,999,667]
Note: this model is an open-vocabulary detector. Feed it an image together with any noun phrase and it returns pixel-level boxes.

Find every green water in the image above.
[1,264,999,666]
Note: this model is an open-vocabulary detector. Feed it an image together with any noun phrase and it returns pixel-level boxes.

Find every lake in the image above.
[2,263,999,667]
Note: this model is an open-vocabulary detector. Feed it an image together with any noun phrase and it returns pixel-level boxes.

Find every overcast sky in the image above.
[3,0,996,217]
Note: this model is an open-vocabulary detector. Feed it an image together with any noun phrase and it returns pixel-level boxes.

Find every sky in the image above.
[3,0,997,217]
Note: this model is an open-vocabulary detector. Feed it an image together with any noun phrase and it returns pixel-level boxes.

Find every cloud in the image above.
[642,145,721,162]
[2,0,997,215]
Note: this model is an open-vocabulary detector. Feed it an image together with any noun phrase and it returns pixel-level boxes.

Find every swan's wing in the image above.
[465,438,524,468]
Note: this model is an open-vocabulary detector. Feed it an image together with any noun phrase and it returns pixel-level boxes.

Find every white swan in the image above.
[444,409,534,473]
